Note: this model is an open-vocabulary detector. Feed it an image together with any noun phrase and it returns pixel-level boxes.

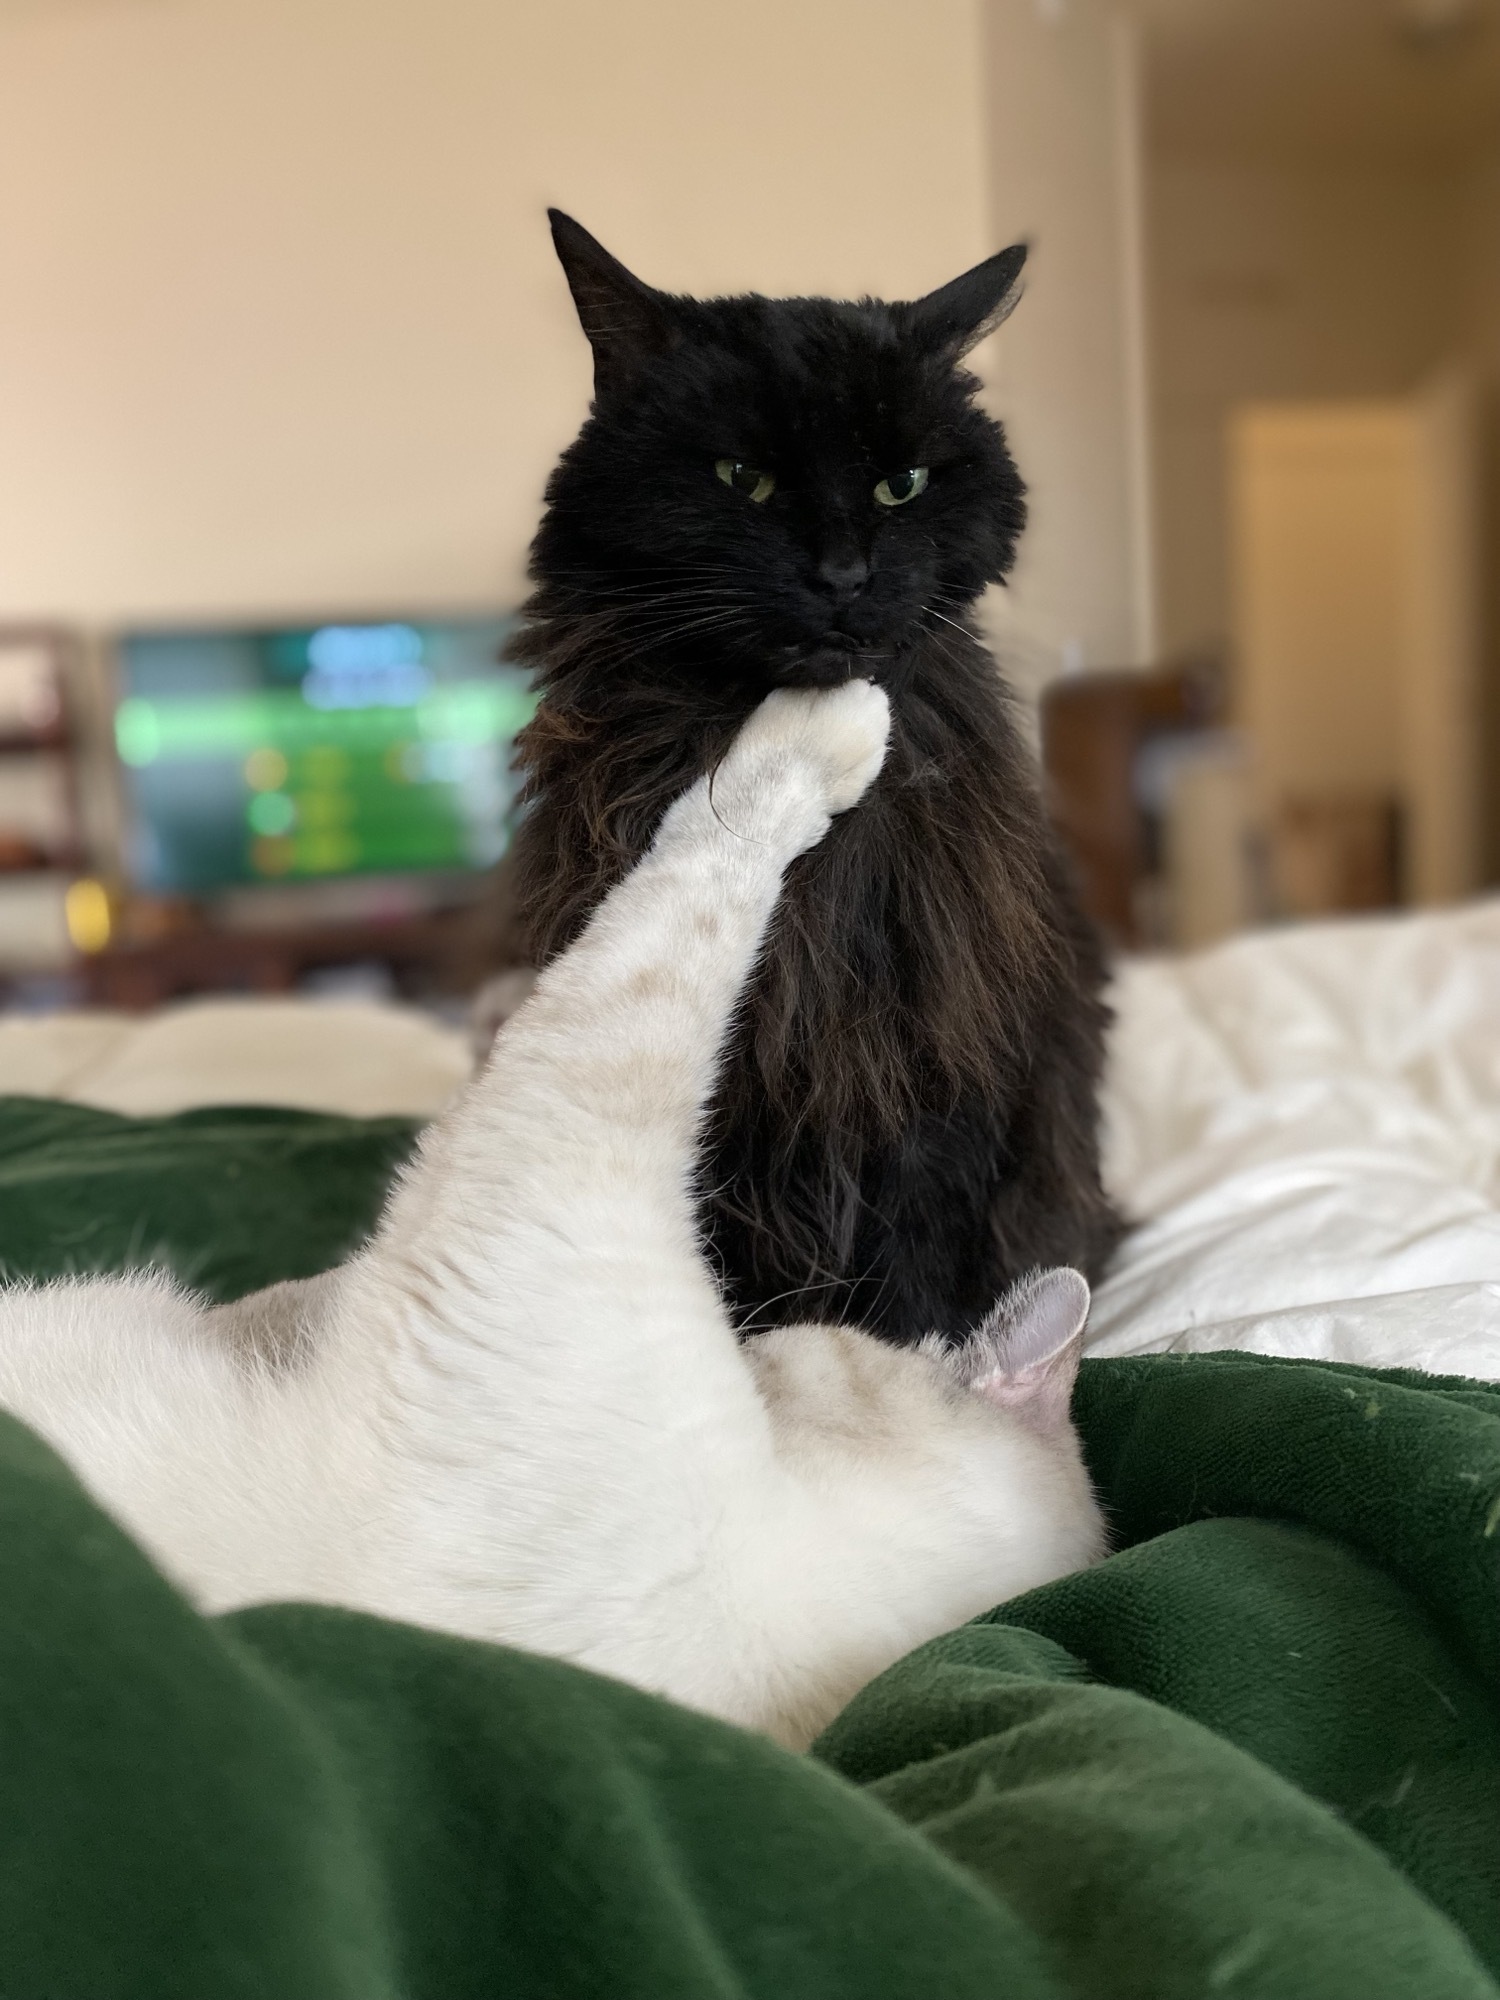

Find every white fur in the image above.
[0,683,1104,1748]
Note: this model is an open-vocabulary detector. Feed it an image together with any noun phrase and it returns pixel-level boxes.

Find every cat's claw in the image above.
[737,681,891,819]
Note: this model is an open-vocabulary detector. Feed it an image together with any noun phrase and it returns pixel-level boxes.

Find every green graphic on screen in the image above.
[115,621,536,892]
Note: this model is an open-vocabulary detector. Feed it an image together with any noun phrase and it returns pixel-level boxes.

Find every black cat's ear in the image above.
[547,209,678,399]
[907,243,1028,359]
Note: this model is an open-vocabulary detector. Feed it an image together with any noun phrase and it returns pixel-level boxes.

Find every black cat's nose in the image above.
[817,552,869,603]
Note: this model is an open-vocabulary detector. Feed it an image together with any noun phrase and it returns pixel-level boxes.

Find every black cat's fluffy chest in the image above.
[514,623,1119,1343]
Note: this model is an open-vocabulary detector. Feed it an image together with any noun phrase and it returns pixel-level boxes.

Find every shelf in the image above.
[0,853,85,876]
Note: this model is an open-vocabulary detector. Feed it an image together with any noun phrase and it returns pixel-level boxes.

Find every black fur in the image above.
[512,212,1121,1345]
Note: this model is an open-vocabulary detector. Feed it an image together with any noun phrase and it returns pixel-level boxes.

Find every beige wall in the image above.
[1232,403,1410,799]
[0,0,994,622]
[981,0,1150,687]
[0,0,1145,690]
[1231,387,1481,906]
[1149,154,1465,660]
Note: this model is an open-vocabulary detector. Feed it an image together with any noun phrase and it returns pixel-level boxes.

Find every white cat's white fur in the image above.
[0,682,1104,1748]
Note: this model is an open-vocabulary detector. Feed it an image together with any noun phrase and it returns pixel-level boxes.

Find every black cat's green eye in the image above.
[716,459,776,503]
[874,467,929,508]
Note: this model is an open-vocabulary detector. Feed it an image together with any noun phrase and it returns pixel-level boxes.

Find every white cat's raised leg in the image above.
[307,681,886,1656]
[324,679,882,1482]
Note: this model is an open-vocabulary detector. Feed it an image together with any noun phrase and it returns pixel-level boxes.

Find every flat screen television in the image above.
[113,617,535,896]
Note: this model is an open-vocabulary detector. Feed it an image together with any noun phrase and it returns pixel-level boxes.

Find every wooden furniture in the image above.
[0,628,91,986]
[1040,663,1222,949]
[80,912,468,1010]
[0,629,86,875]
[1277,795,1401,918]
[78,854,524,1011]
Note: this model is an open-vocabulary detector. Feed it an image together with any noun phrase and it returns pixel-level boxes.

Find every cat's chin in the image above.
[768,645,880,691]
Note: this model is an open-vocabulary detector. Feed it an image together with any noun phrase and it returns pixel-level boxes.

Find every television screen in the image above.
[114,618,536,894]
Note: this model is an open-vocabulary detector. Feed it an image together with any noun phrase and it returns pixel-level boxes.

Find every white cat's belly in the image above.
[0,1274,366,1611]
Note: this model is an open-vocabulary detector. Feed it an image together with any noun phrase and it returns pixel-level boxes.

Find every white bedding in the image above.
[4,901,1500,1379]
[1092,899,1500,1379]
[0,997,472,1119]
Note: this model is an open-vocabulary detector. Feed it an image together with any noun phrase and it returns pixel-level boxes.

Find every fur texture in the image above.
[0,686,1104,1749]
[511,212,1121,1346]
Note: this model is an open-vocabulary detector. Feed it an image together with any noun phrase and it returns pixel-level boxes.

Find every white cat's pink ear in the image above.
[962,1267,1090,1433]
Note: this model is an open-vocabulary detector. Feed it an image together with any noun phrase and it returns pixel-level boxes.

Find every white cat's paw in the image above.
[737,680,891,818]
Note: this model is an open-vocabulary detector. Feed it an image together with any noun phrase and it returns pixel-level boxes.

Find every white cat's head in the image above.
[744,1268,1105,1739]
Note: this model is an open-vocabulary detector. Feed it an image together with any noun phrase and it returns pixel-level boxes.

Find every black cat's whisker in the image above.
[559,587,752,620]
[559,600,753,641]
[594,611,757,659]
[610,602,755,627]
[591,621,749,657]
[545,586,750,617]
[915,624,973,684]
[612,603,755,631]
[922,605,974,638]
[914,614,961,653]
[916,608,975,657]
[704,763,767,847]
[552,560,754,589]
[726,1273,855,1336]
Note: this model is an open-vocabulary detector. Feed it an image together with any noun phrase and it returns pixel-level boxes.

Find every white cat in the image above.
[0,682,1104,1749]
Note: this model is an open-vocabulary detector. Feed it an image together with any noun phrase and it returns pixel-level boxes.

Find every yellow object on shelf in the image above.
[64,877,113,955]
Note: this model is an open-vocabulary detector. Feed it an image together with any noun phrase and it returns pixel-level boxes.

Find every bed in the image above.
[1,904,1499,1997]
[10,898,1500,1380]
[1097,898,1500,1378]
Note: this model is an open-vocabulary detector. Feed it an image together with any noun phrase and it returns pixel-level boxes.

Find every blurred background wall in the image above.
[0,0,1145,680]
[1134,0,1500,926]
[1142,0,1499,663]
[0,0,992,618]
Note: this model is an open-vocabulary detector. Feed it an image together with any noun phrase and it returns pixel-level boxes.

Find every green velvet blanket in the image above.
[1,1093,1498,2000]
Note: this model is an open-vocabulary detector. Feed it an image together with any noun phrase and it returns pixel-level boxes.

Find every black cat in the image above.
[512,211,1121,1345]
